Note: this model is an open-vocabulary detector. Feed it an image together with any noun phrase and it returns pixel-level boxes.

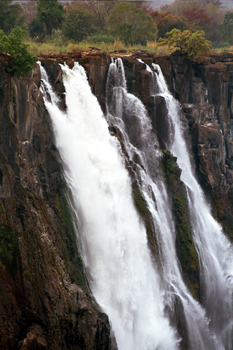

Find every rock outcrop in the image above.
[0,57,111,350]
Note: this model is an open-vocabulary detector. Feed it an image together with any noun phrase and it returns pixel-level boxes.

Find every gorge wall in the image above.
[1,49,233,349]
[0,55,111,350]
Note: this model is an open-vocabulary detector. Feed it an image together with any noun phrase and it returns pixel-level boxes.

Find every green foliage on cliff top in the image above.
[158,29,212,63]
[0,27,37,76]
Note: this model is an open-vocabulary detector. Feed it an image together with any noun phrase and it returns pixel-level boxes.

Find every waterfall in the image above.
[152,63,233,348]
[39,57,233,350]
[39,62,178,350]
[106,58,233,349]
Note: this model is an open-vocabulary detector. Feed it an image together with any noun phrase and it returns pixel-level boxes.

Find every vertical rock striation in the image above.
[0,57,111,350]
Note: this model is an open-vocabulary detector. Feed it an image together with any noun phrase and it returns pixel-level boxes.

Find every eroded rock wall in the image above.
[119,51,233,241]
[0,59,111,350]
[155,52,233,240]
[2,48,233,349]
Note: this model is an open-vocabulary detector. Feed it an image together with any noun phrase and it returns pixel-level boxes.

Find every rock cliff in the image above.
[1,49,233,349]
[0,56,111,350]
[154,52,233,240]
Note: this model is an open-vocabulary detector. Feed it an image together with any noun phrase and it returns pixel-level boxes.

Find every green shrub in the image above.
[158,28,212,63]
[0,27,37,76]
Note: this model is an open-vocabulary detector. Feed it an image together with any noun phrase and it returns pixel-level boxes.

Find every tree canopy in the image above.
[0,0,25,35]
[62,8,95,42]
[158,29,212,63]
[151,11,188,38]
[221,11,233,45]
[107,2,157,45]
[36,0,65,37]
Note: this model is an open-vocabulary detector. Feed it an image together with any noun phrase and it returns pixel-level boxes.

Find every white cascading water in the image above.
[106,58,233,349]
[39,62,179,350]
[152,63,233,348]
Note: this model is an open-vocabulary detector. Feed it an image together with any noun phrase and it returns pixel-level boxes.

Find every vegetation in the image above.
[62,8,95,42]
[151,11,188,39]
[162,151,200,301]
[56,190,88,291]
[132,187,162,269]
[107,2,157,45]
[221,11,233,45]
[0,0,233,73]
[34,0,65,38]
[158,28,212,63]
[0,225,17,266]
[0,27,37,75]
[0,0,25,35]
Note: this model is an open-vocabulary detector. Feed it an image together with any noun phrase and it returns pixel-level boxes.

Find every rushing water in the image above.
[106,59,233,350]
[152,63,233,348]
[39,62,178,350]
[39,58,233,350]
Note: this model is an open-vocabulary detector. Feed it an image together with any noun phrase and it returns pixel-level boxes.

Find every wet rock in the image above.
[0,57,111,350]
[151,95,174,149]
[19,325,47,350]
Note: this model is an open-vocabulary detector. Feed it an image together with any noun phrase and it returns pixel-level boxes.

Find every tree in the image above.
[151,11,188,38]
[0,27,37,76]
[158,29,212,63]
[0,0,25,35]
[36,0,65,37]
[29,18,45,41]
[62,8,95,42]
[66,0,118,33]
[107,2,157,45]
[180,6,213,31]
[87,0,118,32]
[221,11,233,45]
[21,0,37,24]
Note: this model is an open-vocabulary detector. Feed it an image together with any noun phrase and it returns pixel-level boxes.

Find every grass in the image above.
[23,34,233,57]
[24,38,160,56]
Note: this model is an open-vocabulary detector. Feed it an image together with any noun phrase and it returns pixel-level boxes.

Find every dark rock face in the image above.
[0,58,111,350]
[2,48,233,349]
[39,52,111,113]
[152,52,233,240]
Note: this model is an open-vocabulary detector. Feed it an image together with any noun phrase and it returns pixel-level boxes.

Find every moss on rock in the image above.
[162,150,200,301]
[0,225,17,266]
[132,186,162,270]
[56,190,88,292]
